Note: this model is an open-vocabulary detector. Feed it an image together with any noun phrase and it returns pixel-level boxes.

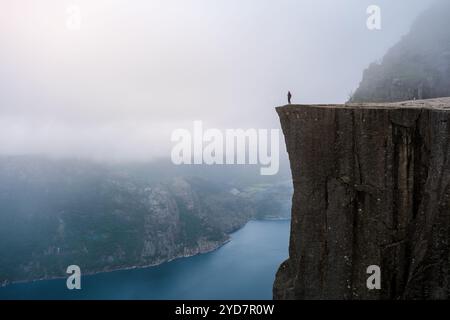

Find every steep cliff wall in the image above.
[274,98,450,299]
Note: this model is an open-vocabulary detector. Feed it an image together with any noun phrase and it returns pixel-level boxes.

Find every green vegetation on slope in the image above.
[0,156,292,285]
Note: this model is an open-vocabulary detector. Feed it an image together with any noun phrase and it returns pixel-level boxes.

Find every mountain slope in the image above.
[0,156,292,285]
[351,0,450,103]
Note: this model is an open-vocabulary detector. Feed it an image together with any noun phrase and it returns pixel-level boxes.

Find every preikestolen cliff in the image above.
[272,0,450,299]
[274,98,450,299]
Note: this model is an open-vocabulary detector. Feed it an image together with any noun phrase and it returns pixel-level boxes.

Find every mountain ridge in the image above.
[350,0,450,103]
[0,155,292,286]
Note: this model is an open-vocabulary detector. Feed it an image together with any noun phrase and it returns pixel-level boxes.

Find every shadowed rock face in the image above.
[274,98,450,300]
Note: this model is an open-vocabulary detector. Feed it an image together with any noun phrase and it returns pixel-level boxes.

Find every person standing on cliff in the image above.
[287,91,292,104]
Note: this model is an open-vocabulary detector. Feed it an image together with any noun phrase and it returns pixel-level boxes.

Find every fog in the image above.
[0,0,435,161]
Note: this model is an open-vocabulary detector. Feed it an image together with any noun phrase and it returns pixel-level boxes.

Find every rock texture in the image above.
[274,98,450,300]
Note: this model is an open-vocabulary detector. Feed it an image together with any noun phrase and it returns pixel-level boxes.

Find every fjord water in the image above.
[0,220,290,300]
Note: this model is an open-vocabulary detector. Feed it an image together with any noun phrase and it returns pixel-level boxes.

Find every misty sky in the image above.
[0,0,435,161]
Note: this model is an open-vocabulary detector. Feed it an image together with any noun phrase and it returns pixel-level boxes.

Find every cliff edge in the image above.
[274,97,450,299]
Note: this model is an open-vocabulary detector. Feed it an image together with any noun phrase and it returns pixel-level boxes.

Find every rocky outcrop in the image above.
[274,98,450,299]
[350,0,450,103]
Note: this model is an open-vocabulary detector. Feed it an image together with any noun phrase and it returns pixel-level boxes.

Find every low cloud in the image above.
[0,0,434,161]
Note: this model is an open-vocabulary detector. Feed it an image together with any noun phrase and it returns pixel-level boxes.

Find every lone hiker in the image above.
[287,91,292,104]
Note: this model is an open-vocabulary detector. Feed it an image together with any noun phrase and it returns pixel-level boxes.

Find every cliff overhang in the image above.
[274,98,450,300]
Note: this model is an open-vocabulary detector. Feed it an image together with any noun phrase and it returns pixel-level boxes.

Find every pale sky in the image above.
[0,0,436,161]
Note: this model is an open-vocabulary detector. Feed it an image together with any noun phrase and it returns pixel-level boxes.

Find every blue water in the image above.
[0,220,290,300]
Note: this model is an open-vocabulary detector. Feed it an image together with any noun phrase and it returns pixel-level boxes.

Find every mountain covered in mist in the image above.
[350,0,450,103]
[0,156,291,285]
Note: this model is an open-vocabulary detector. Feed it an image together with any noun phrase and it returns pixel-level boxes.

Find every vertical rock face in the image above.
[274,98,450,300]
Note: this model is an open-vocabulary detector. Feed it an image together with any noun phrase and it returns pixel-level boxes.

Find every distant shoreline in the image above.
[0,239,229,289]
[0,218,290,289]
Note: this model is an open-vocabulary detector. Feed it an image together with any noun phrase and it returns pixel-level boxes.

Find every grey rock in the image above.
[274,98,450,300]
